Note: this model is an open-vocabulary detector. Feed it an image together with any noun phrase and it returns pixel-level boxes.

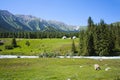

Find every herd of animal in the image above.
[94,59,111,71]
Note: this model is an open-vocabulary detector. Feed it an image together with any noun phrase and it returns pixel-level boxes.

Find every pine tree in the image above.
[79,17,115,56]
[71,39,76,55]
[94,20,112,56]
[86,32,95,56]
[79,17,95,56]
[88,16,94,29]
[79,30,86,55]
[12,38,17,47]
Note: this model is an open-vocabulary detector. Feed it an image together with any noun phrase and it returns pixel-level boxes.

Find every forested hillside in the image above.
[79,17,120,56]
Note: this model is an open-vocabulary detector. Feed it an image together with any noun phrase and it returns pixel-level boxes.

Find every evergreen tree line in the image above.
[79,17,120,56]
[0,32,79,39]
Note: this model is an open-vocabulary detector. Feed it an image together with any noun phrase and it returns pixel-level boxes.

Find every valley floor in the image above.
[0,38,79,55]
[0,58,120,80]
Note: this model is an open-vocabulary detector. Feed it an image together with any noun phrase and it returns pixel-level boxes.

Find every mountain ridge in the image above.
[0,10,79,32]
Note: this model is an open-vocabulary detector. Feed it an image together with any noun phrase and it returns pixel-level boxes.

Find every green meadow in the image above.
[0,38,120,80]
[0,58,120,80]
[0,38,79,55]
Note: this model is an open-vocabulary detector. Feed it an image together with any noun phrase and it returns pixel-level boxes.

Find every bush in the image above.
[114,76,120,80]
[17,56,21,58]
[39,53,57,58]
[111,49,120,56]
[5,45,13,50]
[12,38,17,47]
[0,40,4,45]
[26,41,30,46]
[0,42,4,45]
[0,49,2,51]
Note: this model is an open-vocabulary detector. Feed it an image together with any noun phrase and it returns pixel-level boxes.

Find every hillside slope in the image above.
[0,10,78,32]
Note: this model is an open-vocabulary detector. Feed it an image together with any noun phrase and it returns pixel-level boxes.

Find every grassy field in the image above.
[0,38,79,55]
[0,58,120,80]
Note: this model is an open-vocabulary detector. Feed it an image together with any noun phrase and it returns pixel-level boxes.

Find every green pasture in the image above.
[0,58,120,80]
[0,38,79,55]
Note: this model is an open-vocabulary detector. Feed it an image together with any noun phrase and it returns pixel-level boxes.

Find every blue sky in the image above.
[1,0,120,26]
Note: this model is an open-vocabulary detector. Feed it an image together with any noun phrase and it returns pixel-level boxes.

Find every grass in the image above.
[0,38,79,55]
[0,58,120,80]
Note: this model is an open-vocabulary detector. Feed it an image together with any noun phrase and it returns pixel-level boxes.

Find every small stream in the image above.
[0,55,39,58]
[0,55,120,59]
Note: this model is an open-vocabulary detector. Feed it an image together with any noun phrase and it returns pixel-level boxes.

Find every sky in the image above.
[1,0,120,26]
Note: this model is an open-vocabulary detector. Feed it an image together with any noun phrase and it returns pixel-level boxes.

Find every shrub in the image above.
[5,45,13,50]
[114,76,120,80]
[0,40,4,45]
[38,53,45,58]
[26,41,30,46]
[17,56,21,58]
[39,53,57,58]
[12,38,17,47]
[0,42,4,45]
[0,49,2,51]
[47,53,57,57]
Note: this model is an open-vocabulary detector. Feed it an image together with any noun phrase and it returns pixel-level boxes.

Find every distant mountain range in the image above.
[0,10,79,32]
